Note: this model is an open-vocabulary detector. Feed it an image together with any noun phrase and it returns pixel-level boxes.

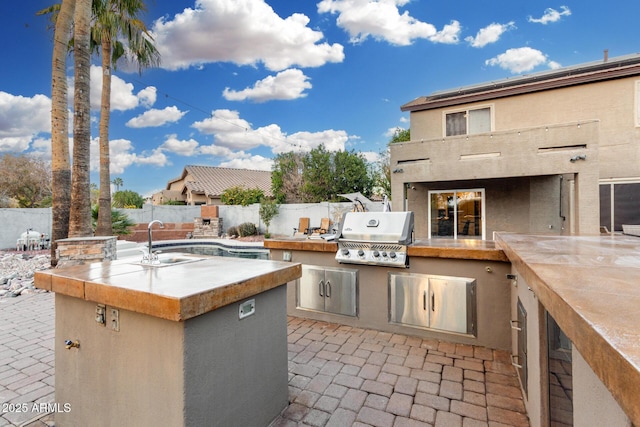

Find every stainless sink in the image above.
[130,254,205,267]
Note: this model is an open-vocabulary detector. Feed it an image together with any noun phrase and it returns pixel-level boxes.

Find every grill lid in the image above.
[337,211,414,244]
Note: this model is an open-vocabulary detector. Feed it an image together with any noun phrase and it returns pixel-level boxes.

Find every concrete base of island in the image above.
[55,286,288,427]
[34,254,301,427]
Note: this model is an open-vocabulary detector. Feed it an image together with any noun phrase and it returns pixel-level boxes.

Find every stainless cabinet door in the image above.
[324,268,357,317]
[297,265,326,312]
[389,274,428,328]
[428,277,474,334]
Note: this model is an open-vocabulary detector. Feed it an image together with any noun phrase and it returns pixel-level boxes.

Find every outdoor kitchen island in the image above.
[265,236,512,351]
[34,254,301,427]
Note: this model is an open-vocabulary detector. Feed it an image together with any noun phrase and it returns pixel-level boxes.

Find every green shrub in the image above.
[226,226,238,237]
[238,222,257,237]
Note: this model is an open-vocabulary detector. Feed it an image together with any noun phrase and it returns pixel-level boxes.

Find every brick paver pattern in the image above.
[0,293,529,426]
[274,317,530,427]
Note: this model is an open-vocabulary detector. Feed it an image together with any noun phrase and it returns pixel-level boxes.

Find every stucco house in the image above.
[392,52,640,239]
[151,165,272,206]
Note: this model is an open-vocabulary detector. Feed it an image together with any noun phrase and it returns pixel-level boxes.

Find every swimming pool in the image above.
[153,240,269,260]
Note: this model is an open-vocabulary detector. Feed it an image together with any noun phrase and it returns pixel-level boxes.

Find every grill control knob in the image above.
[381,251,388,257]
[372,250,380,258]
[389,251,397,259]
[357,249,365,257]
[341,248,350,256]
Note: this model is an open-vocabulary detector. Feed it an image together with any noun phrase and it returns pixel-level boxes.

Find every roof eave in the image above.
[402,59,640,112]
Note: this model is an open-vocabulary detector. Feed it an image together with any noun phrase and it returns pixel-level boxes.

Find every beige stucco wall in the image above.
[55,294,185,427]
[573,348,631,427]
[408,76,640,181]
[392,114,601,235]
[54,287,288,427]
[272,250,512,351]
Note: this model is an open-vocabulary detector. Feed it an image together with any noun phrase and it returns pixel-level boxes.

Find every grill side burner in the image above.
[335,211,414,268]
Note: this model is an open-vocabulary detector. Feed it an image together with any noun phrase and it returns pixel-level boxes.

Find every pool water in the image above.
[162,245,269,260]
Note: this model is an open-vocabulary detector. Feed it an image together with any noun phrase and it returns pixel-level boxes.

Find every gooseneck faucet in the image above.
[145,220,164,263]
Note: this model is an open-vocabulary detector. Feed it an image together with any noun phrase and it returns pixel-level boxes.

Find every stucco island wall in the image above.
[267,239,512,351]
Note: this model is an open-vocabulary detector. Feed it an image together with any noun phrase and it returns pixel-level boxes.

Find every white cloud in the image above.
[192,109,352,154]
[317,0,460,46]
[528,6,571,24]
[126,106,187,128]
[150,0,344,71]
[465,22,516,48]
[134,148,169,167]
[137,86,157,108]
[218,155,273,171]
[359,151,380,163]
[485,47,553,74]
[223,69,312,102]
[159,134,200,156]
[0,91,51,152]
[68,66,156,112]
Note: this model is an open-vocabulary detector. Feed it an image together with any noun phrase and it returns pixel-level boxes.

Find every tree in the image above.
[39,0,75,265]
[220,186,265,206]
[0,154,52,208]
[271,152,304,203]
[259,198,279,238]
[111,177,123,192]
[94,0,160,236]
[91,205,135,235]
[301,145,373,203]
[68,0,93,237]
[302,145,333,203]
[112,190,144,208]
[333,149,373,198]
[390,127,410,143]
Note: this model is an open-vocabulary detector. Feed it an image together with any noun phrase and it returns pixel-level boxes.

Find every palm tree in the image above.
[94,0,159,236]
[111,177,124,192]
[39,0,75,266]
[68,0,93,237]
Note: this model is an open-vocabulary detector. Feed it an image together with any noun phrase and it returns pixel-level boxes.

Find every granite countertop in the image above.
[495,233,640,426]
[34,254,301,322]
[265,237,508,262]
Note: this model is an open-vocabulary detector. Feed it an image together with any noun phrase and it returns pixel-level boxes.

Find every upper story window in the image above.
[444,106,492,137]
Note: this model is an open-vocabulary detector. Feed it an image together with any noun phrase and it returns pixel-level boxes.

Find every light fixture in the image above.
[570,154,587,163]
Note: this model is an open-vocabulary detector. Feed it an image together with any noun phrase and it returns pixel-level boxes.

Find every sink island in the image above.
[34,254,301,427]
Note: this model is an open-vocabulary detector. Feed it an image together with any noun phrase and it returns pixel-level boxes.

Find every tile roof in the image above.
[180,165,272,198]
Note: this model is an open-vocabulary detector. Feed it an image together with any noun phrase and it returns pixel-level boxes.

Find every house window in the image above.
[445,106,492,137]
[600,180,640,232]
[428,189,485,239]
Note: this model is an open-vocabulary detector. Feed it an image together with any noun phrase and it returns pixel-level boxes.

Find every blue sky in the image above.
[1,1,640,197]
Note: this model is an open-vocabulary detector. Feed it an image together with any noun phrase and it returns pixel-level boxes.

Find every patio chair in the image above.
[293,217,310,236]
[318,218,331,234]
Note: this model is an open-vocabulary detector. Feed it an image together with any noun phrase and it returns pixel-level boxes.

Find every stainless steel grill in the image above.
[335,211,414,268]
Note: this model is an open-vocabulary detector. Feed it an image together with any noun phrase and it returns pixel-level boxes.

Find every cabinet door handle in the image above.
[423,291,427,310]
[326,280,331,298]
[319,280,324,297]
[431,291,435,312]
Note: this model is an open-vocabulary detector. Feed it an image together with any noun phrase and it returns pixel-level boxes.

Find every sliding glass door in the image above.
[429,189,485,239]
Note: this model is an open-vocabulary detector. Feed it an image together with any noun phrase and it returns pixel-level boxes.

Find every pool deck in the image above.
[1,291,528,427]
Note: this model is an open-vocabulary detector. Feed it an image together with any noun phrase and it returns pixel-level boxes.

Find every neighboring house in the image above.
[152,165,272,206]
[392,52,640,239]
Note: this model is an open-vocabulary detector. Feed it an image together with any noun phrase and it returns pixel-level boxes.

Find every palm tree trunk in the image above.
[50,0,75,266]
[68,0,93,237]
[96,34,113,236]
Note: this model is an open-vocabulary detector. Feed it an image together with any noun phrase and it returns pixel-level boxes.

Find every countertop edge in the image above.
[265,238,508,261]
[495,234,640,427]
[34,261,302,322]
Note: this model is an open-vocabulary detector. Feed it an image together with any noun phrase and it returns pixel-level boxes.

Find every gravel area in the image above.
[0,249,51,299]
